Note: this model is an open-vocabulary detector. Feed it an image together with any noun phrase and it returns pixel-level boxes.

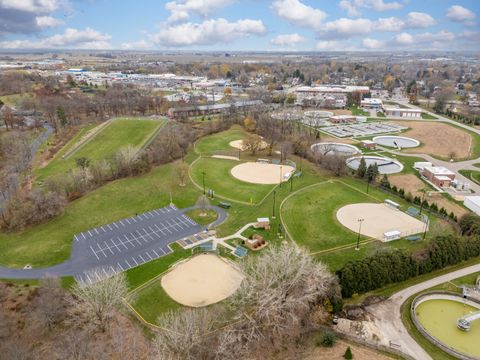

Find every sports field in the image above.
[36,118,165,181]
[190,157,275,204]
[195,126,247,155]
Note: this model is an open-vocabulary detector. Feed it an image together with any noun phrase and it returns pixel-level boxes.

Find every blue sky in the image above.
[0,0,478,51]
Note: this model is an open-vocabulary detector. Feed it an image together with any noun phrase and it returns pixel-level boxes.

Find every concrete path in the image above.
[366,263,480,360]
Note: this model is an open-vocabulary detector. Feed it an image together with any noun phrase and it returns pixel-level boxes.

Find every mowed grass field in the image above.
[190,157,275,204]
[36,118,165,181]
[195,125,247,155]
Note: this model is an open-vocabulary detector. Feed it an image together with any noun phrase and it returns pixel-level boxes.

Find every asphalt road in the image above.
[0,204,227,283]
[366,263,480,360]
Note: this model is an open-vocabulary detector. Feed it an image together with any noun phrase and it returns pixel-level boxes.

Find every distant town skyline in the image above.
[0,0,479,51]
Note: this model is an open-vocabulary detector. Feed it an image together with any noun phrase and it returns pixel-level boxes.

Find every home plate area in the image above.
[72,204,204,284]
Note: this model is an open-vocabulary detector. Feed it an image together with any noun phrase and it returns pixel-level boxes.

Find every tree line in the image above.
[337,226,480,297]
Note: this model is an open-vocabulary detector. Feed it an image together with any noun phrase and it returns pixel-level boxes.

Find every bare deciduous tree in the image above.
[174,162,189,187]
[71,271,128,332]
[152,308,219,360]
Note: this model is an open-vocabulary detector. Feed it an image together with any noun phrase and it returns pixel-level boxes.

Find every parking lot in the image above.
[71,204,204,284]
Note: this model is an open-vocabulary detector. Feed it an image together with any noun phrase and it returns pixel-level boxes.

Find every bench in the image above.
[406,235,421,242]
[218,201,231,209]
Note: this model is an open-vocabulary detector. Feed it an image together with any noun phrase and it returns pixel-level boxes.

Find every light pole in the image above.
[419,188,427,215]
[422,215,429,240]
[356,218,364,251]
[279,165,283,187]
[202,171,206,196]
[272,190,277,219]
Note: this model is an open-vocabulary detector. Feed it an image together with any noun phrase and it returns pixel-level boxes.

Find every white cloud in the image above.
[165,0,235,21]
[317,18,373,39]
[272,0,327,30]
[270,33,305,47]
[394,30,455,47]
[338,0,403,17]
[36,15,63,28]
[368,0,402,11]
[446,5,475,23]
[151,18,266,47]
[375,17,404,31]
[339,0,361,17]
[405,12,436,28]
[362,37,384,49]
[0,27,112,49]
[0,0,61,13]
[120,40,153,50]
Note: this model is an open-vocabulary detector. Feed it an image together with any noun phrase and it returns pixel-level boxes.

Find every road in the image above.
[366,263,480,360]
[379,102,480,194]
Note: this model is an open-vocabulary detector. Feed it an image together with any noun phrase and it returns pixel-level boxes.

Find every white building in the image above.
[464,196,480,216]
[360,98,383,110]
[384,107,422,118]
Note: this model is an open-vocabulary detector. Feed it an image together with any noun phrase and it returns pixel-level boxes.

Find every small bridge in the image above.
[457,310,480,331]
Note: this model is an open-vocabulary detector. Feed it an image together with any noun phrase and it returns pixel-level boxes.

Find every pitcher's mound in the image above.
[231,162,295,184]
[161,254,243,307]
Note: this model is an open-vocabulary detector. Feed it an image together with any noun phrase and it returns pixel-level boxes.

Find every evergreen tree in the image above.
[56,106,67,127]
[357,157,367,178]
[380,174,390,189]
[343,346,353,360]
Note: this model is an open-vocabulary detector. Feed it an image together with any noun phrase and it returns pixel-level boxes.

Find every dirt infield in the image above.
[336,203,427,240]
[392,121,472,159]
[161,254,243,307]
[229,139,268,151]
[231,162,295,184]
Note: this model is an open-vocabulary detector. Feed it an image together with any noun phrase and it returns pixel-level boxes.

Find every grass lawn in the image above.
[190,157,275,204]
[0,163,200,268]
[195,125,248,156]
[459,169,480,185]
[185,209,218,225]
[0,93,33,106]
[35,118,165,181]
[350,106,369,116]
[421,112,438,120]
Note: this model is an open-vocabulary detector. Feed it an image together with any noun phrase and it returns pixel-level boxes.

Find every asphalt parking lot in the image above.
[71,204,203,284]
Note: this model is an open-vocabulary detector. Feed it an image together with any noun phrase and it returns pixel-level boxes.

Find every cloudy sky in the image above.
[0,0,479,51]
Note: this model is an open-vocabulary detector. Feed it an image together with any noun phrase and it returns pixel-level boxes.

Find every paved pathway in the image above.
[0,205,227,282]
[366,263,480,360]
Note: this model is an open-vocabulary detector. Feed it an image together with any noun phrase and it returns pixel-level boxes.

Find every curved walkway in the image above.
[365,263,480,360]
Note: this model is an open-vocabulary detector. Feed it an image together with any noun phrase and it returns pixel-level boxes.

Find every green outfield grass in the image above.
[190,157,275,204]
[36,118,165,181]
[194,125,247,155]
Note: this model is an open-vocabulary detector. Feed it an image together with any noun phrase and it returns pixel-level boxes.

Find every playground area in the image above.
[346,156,403,174]
[230,161,295,184]
[373,135,420,149]
[161,254,244,307]
[336,203,427,241]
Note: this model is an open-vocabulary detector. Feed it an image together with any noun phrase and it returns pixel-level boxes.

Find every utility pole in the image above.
[279,166,283,187]
[272,190,277,219]
[202,171,206,196]
[356,218,364,251]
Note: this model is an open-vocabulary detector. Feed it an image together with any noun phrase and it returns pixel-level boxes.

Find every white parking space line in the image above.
[125,218,131,224]
[139,254,146,263]
[119,220,125,226]
[146,252,153,260]
[107,224,112,230]
[153,249,160,257]
[132,233,142,245]
[90,246,100,260]
[117,262,124,271]
[110,239,121,252]
[74,235,79,242]
[153,224,166,236]
[81,233,86,240]
[131,217,137,223]
[94,228,99,235]
[88,230,92,236]
[117,237,129,250]
[113,223,119,229]
[125,259,132,268]
[104,242,115,255]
